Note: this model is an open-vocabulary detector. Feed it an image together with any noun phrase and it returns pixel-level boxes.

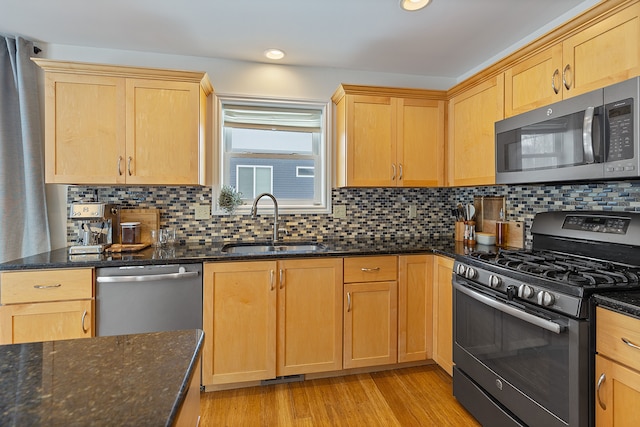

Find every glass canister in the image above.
[121,222,141,244]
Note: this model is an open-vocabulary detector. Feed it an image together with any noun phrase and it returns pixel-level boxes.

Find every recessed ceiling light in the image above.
[400,0,432,12]
[264,48,286,60]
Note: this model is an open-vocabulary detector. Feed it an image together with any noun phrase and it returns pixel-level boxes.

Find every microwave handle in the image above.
[583,106,595,164]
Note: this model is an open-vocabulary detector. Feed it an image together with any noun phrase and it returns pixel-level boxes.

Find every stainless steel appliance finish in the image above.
[95,263,202,336]
[495,77,639,184]
[453,211,640,427]
[68,202,120,254]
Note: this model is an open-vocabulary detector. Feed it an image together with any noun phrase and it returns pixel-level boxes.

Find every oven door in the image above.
[452,278,590,427]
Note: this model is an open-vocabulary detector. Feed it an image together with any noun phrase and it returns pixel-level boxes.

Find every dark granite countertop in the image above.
[593,292,640,319]
[0,329,204,426]
[0,236,482,271]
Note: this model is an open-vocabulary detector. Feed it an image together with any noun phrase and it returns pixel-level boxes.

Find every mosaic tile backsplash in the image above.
[67,181,640,247]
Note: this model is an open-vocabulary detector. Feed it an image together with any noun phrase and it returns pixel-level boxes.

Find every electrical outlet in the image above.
[408,205,417,219]
[194,205,210,220]
[334,205,347,219]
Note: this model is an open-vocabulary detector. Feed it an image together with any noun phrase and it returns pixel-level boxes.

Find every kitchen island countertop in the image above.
[0,236,483,271]
[0,329,204,426]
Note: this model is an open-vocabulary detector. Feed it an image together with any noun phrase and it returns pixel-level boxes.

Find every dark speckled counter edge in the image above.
[593,292,640,319]
[0,237,476,271]
[166,330,205,426]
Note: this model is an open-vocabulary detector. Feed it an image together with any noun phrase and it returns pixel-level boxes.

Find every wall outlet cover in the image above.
[334,205,347,219]
[194,205,210,220]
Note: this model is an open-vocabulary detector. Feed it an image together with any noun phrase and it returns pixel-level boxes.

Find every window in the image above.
[216,97,330,214]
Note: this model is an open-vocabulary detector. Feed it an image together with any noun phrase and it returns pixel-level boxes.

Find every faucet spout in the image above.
[251,193,279,242]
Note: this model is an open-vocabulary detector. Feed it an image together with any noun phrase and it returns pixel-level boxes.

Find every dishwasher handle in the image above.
[96,266,199,283]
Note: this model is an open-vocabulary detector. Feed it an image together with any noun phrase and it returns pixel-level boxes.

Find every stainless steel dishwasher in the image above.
[95,263,202,336]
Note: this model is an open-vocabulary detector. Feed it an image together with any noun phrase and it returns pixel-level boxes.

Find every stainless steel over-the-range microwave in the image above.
[495,76,640,184]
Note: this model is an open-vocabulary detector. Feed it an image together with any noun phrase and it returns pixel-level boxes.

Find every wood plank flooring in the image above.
[200,364,480,426]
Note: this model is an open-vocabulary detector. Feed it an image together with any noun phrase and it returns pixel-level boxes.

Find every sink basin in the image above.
[221,242,326,254]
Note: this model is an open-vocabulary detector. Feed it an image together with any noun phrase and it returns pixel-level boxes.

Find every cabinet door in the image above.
[277,258,343,376]
[563,3,640,98]
[0,300,93,344]
[398,255,433,363]
[125,79,201,185]
[448,74,504,187]
[595,354,640,427]
[397,98,445,186]
[202,261,277,385]
[345,95,396,187]
[343,281,397,368]
[504,44,564,117]
[432,255,454,376]
[44,73,126,184]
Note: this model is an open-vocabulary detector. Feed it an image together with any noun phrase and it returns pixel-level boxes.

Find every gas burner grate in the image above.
[471,248,640,288]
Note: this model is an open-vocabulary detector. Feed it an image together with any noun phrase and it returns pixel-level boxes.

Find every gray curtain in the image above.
[0,36,50,263]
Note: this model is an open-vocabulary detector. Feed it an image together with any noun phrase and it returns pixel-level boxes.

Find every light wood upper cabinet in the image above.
[595,306,640,426]
[448,74,504,187]
[0,268,94,344]
[332,85,446,187]
[33,59,212,185]
[432,255,454,376]
[563,2,640,98]
[398,254,433,363]
[505,3,640,117]
[504,44,564,117]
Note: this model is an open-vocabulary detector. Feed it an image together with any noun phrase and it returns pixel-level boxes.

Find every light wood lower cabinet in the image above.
[202,258,343,386]
[432,255,454,376]
[202,261,276,385]
[343,256,398,368]
[398,254,433,363]
[595,306,640,426]
[277,258,343,377]
[0,268,94,345]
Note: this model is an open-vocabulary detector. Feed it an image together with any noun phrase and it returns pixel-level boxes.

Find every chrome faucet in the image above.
[250,193,279,242]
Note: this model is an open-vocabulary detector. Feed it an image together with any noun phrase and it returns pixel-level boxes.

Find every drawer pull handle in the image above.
[33,284,62,289]
[596,373,607,410]
[622,337,640,351]
[81,310,89,333]
[361,267,380,272]
[347,292,352,312]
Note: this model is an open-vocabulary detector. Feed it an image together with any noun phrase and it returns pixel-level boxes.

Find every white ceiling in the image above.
[1,0,598,79]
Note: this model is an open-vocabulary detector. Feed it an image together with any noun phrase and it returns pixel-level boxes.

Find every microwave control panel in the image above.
[606,97,634,164]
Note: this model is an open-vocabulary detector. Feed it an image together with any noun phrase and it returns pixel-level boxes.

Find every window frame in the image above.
[213,95,332,215]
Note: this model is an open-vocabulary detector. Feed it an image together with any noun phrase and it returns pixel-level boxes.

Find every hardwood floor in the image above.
[200,364,480,426]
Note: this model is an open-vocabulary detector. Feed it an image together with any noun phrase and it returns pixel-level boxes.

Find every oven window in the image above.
[455,290,570,422]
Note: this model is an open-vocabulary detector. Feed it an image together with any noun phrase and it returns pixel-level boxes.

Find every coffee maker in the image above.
[68,203,119,254]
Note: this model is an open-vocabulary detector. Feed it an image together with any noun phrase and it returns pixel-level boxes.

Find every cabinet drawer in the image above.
[597,306,640,371]
[344,256,397,283]
[0,268,93,304]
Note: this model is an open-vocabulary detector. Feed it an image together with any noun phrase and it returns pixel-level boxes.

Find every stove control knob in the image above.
[456,264,466,276]
[488,275,502,288]
[465,267,478,280]
[518,284,535,299]
[537,291,556,307]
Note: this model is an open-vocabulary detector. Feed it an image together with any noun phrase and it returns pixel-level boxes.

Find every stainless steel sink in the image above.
[221,242,326,254]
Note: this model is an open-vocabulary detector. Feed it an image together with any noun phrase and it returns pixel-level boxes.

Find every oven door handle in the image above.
[454,282,565,334]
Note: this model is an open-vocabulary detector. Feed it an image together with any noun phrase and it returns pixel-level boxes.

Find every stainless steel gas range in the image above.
[452,210,640,427]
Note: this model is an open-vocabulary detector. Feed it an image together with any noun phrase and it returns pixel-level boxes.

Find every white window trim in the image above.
[212,94,332,215]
